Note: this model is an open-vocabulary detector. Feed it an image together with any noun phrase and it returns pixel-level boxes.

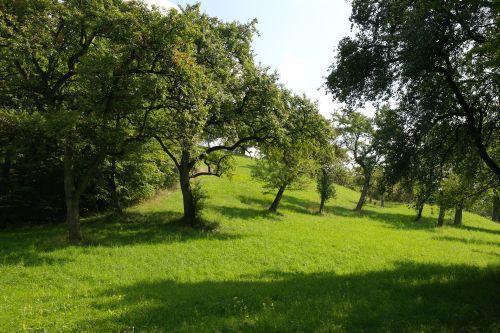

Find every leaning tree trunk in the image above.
[355,174,370,211]
[64,144,83,243]
[437,205,446,227]
[269,184,286,213]
[493,191,500,223]
[454,202,463,226]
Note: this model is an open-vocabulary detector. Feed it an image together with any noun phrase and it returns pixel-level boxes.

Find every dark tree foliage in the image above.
[0,1,175,240]
[327,0,499,178]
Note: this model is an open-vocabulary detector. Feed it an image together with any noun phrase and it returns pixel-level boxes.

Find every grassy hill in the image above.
[1,156,499,332]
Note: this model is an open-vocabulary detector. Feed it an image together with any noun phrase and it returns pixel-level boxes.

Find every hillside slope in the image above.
[1,156,499,332]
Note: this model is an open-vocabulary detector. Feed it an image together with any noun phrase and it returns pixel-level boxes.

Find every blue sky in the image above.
[143,0,353,117]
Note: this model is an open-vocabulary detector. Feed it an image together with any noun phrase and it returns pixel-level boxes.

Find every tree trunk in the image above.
[179,153,197,226]
[318,195,326,214]
[355,175,370,211]
[269,184,286,213]
[492,191,500,222]
[454,202,463,226]
[416,203,424,221]
[109,158,122,214]
[437,205,446,227]
[64,144,83,243]
[0,150,12,195]
[380,193,385,207]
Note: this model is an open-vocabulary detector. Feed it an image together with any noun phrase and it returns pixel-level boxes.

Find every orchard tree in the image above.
[327,0,499,179]
[149,6,284,225]
[333,111,379,211]
[0,1,172,242]
[253,92,331,213]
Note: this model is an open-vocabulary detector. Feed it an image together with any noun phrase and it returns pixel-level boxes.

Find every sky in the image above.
[141,0,354,118]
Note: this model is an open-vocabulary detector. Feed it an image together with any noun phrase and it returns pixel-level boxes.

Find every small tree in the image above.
[253,92,331,213]
[316,164,337,215]
[333,111,379,211]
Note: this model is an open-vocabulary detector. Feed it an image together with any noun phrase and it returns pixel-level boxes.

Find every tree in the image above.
[333,111,379,211]
[253,92,331,213]
[0,1,169,241]
[326,0,499,179]
[149,6,285,225]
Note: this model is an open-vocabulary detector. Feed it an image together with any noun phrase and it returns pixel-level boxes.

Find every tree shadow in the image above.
[238,195,313,215]
[434,236,500,248]
[326,205,438,230]
[0,211,242,267]
[455,225,500,236]
[209,205,280,221]
[77,262,500,332]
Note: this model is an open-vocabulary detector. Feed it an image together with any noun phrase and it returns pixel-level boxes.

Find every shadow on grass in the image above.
[209,205,280,221]
[434,236,500,247]
[0,211,242,267]
[456,225,500,236]
[329,206,438,230]
[79,262,500,332]
[238,195,313,215]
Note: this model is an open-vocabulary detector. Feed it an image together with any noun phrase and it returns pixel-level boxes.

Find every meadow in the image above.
[1,156,499,332]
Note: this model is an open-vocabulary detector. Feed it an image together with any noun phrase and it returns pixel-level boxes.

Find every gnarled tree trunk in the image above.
[269,184,286,213]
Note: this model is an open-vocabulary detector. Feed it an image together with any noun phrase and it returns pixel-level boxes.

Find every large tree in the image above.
[326,0,499,178]
[149,6,285,226]
[0,0,169,241]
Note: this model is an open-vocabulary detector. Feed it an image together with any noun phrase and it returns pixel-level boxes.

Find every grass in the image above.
[1,156,499,332]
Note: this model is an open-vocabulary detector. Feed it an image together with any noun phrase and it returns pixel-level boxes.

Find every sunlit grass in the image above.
[1,156,499,332]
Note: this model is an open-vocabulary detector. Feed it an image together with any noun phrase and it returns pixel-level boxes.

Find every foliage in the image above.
[332,110,380,210]
[327,0,500,178]
[252,92,331,211]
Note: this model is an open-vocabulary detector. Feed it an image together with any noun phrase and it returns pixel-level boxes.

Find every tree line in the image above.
[0,0,498,243]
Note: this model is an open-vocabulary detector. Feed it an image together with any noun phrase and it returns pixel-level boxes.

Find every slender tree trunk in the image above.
[0,150,12,195]
[380,193,385,207]
[179,152,197,226]
[109,158,122,214]
[269,184,286,213]
[416,203,424,221]
[318,195,326,214]
[64,144,82,243]
[454,202,463,226]
[437,205,446,227]
[492,191,500,223]
[355,174,370,211]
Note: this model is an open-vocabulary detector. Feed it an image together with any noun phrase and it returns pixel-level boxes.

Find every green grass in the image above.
[1,156,499,332]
